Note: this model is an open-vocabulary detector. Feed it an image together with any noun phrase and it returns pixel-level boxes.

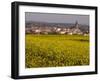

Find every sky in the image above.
[25,12,89,25]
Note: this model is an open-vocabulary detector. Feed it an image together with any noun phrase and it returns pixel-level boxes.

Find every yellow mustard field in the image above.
[25,34,89,68]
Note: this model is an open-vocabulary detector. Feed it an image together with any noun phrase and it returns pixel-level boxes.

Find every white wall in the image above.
[0,0,99,81]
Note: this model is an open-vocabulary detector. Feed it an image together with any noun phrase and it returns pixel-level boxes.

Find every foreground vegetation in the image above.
[25,34,89,68]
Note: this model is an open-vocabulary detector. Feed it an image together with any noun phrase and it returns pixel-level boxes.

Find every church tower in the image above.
[75,21,79,29]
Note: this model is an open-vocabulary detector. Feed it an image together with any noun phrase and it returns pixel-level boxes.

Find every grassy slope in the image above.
[25,34,89,68]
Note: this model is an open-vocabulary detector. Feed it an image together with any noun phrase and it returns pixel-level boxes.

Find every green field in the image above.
[25,34,89,68]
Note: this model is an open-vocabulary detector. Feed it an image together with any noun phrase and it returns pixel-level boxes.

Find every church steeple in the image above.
[75,20,79,29]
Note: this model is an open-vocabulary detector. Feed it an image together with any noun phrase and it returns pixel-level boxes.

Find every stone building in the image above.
[25,21,87,35]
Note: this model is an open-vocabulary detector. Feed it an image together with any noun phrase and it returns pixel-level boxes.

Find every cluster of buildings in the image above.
[25,21,89,36]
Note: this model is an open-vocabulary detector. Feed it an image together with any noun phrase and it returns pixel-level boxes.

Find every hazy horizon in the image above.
[25,12,89,25]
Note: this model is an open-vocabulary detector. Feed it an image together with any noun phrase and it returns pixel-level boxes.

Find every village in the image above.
[25,21,89,36]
